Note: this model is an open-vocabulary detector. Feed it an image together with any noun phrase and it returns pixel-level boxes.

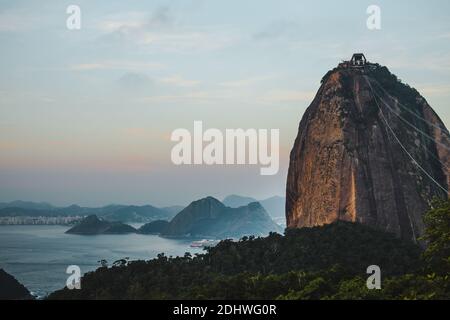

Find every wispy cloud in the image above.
[136,87,316,106]
[137,91,214,104]
[69,60,164,71]
[117,72,152,89]
[416,84,450,97]
[0,12,38,32]
[159,75,200,87]
[95,7,239,53]
[259,89,315,104]
[431,32,450,40]
[383,53,450,72]
[253,20,299,41]
[219,76,274,88]
[97,7,172,33]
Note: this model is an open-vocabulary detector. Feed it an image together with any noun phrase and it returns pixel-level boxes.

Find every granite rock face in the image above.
[286,63,449,241]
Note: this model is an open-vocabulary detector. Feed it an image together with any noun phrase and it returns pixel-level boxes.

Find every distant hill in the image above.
[100,205,171,223]
[0,269,34,300]
[138,220,170,234]
[259,196,285,222]
[162,196,282,238]
[222,195,257,207]
[160,205,184,216]
[223,195,285,225]
[0,207,54,217]
[65,215,137,235]
[0,200,53,210]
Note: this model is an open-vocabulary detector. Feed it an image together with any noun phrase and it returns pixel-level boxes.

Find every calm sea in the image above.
[0,225,202,298]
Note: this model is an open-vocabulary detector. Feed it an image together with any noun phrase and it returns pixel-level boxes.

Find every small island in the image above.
[65,215,137,235]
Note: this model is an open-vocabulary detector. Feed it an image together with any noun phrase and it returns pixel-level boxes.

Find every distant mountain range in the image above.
[0,200,54,210]
[0,201,181,224]
[0,196,285,226]
[222,195,286,225]
[65,196,282,239]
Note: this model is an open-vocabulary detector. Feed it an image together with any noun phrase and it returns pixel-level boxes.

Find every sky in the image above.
[0,0,449,207]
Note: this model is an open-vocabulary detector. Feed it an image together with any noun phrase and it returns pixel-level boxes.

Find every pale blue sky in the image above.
[1,0,449,206]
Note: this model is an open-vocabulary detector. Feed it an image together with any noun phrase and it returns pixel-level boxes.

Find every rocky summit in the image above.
[286,55,449,241]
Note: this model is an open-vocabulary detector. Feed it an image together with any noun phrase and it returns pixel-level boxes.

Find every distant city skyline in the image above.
[1,0,449,206]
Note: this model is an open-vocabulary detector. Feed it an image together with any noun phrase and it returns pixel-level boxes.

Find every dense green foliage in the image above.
[49,200,450,300]
[0,269,34,300]
[421,198,450,276]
